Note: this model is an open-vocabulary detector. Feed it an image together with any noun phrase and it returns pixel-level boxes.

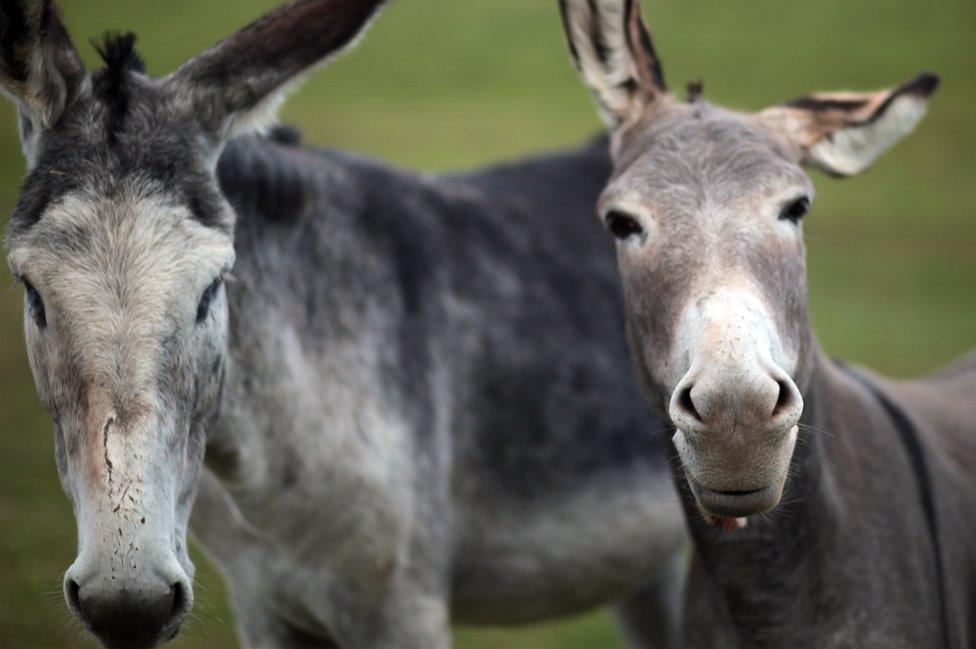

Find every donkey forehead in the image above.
[604,104,811,212]
[8,187,234,298]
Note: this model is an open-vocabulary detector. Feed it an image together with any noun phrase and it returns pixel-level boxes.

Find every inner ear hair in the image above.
[0,0,87,128]
[559,0,669,128]
[760,71,941,177]
[787,72,940,129]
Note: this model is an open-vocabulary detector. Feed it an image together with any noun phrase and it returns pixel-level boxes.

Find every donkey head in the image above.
[560,0,938,526]
[1,1,386,646]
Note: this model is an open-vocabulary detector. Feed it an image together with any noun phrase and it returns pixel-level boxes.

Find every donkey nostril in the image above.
[678,385,703,423]
[772,379,795,418]
[169,582,186,621]
[65,579,82,617]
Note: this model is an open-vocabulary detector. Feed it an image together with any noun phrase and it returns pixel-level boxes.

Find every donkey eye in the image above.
[196,278,223,325]
[779,196,811,224]
[605,211,644,241]
[22,279,47,329]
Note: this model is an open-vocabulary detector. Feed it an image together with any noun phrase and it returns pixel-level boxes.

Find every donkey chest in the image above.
[685,534,946,648]
[206,361,419,572]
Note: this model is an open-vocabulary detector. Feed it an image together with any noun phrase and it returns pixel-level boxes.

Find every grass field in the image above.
[0,1,974,647]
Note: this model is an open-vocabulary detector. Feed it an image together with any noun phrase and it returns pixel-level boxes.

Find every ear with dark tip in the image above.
[0,0,86,151]
[167,0,389,141]
[559,0,668,129]
[757,72,940,177]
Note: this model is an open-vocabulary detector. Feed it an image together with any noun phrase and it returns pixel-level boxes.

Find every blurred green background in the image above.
[1,0,973,647]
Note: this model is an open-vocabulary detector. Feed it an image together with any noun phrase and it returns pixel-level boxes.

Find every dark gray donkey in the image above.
[560,0,975,647]
[1,1,687,647]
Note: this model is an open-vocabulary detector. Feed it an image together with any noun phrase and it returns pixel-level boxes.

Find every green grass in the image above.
[0,0,974,646]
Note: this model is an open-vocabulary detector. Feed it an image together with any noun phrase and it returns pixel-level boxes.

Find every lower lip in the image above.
[689,479,781,518]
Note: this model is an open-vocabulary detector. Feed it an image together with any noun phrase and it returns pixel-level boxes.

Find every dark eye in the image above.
[779,196,811,224]
[22,279,47,329]
[196,278,223,324]
[605,211,644,240]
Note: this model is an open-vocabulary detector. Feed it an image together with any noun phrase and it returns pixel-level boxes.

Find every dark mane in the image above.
[91,32,146,140]
[217,136,309,226]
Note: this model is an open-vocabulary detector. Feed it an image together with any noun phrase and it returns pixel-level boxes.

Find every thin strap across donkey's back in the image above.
[840,364,953,649]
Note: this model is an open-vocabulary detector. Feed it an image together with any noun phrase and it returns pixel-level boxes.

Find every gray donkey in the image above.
[1,1,688,648]
[560,0,975,647]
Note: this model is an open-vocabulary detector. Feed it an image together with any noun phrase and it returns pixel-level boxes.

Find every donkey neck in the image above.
[681,348,951,646]
[202,136,417,489]
[678,350,839,632]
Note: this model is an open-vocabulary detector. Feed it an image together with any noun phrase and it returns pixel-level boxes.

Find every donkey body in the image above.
[1,1,684,647]
[559,0,976,646]
[192,133,686,647]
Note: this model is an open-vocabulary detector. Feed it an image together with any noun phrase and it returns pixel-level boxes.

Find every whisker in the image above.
[798,422,835,438]
[645,424,677,438]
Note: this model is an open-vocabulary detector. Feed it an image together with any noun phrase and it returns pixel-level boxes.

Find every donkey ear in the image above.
[559,0,668,129]
[167,0,388,141]
[758,72,940,177]
[0,0,86,141]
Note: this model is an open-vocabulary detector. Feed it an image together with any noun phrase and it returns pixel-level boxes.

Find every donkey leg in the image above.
[231,595,339,649]
[191,477,337,648]
[230,590,450,649]
[614,551,687,649]
[337,581,452,649]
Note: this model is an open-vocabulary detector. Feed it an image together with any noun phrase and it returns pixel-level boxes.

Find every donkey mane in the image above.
[91,32,145,139]
[217,135,309,226]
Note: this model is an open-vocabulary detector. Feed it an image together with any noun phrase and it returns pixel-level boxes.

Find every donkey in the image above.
[1,1,689,647]
[560,0,976,646]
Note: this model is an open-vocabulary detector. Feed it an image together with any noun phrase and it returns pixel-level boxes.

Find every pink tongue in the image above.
[709,516,746,532]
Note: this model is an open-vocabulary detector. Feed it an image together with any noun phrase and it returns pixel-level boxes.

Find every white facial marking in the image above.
[671,285,796,390]
[8,182,233,627]
[668,280,804,507]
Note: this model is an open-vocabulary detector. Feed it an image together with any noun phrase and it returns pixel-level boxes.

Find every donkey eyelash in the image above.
[19,276,48,329]
[195,277,224,325]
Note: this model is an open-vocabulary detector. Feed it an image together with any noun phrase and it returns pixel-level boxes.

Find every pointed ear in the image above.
[757,72,940,177]
[559,0,668,129]
[0,0,86,150]
[167,0,388,141]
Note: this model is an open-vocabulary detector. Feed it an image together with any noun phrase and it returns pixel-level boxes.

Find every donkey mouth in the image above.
[687,478,783,520]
